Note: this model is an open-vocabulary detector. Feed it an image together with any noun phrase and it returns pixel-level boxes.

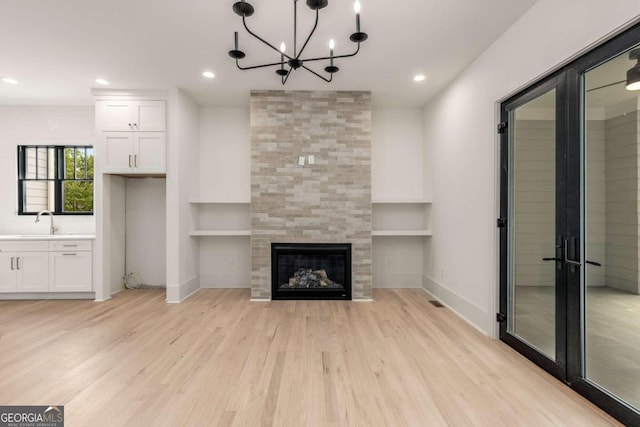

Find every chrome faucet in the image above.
[36,210,57,235]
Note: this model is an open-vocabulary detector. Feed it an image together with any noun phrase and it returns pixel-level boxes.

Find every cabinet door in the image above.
[104,133,134,172]
[134,101,165,131]
[0,253,17,292]
[135,133,166,173]
[49,252,93,292]
[98,101,135,131]
[16,252,49,292]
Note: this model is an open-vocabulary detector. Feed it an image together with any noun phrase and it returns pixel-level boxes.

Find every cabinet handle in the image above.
[63,244,78,247]
[134,155,138,167]
[128,123,132,128]
[129,154,132,167]
[16,257,20,270]
[62,253,77,256]
[134,123,138,128]
[10,257,15,270]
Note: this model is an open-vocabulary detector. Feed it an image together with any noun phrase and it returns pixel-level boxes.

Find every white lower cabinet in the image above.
[17,252,49,292]
[0,252,49,292]
[0,242,49,292]
[0,252,18,292]
[49,251,92,292]
[0,239,93,294]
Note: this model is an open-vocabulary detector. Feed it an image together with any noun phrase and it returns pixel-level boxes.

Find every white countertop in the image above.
[0,234,95,241]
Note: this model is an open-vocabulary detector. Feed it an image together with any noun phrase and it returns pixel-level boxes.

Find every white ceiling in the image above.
[0,0,536,107]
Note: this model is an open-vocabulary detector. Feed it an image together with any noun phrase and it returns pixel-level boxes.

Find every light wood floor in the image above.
[0,289,622,427]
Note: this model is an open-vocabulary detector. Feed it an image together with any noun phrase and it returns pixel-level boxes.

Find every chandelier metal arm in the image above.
[242,15,293,60]
[236,58,288,71]
[282,68,294,85]
[295,8,319,60]
[300,43,361,64]
[302,65,333,83]
[229,0,368,84]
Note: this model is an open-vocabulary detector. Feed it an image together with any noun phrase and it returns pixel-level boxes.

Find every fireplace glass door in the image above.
[271,243,351,300]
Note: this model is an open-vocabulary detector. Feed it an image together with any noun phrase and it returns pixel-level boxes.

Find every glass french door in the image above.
[499,23,640,425]
[499,74,570,380]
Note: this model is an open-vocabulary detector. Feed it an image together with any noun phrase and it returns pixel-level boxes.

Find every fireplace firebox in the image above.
[271,243,352,300]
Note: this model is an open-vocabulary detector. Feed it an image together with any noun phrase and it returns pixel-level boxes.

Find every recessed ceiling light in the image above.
[202,71,215,79]
[95,78,109,85]
[413,74,426,82]
[1,77,18,84]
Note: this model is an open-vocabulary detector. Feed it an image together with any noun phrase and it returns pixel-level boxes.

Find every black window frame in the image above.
[17,145,94,216]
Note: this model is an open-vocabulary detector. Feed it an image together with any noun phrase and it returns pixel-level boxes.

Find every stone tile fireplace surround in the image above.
[250,90,372,300]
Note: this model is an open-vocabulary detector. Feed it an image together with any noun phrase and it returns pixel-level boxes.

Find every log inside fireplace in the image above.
[271,243,352,300]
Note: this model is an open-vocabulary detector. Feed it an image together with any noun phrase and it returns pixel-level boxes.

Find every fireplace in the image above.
[271,243,352,300]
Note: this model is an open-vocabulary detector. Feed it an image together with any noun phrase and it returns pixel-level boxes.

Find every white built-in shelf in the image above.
[372,230,433,237]
[190,230,251,237]
[190,202,251,238]
[372,199,432,204]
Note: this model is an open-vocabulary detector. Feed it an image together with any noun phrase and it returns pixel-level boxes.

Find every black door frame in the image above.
[499,72,568,381]
[499,22,640,426]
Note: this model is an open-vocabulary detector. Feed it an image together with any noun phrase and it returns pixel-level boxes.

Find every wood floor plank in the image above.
[0,288,623,426]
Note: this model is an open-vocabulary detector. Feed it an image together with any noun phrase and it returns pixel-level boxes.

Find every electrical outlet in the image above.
[308,155,315,164]
[298,156,305,166]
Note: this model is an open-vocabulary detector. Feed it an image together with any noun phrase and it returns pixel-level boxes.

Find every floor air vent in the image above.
[429,300,444,308]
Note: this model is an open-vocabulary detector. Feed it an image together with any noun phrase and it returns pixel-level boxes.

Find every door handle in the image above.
[563,237,581,274]
[586,260,602,267]
[542,257,561,261]
[563,238,581,266]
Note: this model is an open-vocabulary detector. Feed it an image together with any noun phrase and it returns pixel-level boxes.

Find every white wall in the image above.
[370,108,427,288]
[166,89,200,301]
[198,107,250,202]
[422,0,640,336]
[0,106,95,235]
[125,178,166,287]
[107,175,126,295]
[372,108,425,201]
[194,108,251,288]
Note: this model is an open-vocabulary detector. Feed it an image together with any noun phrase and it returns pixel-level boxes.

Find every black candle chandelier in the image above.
[228,0,368,84]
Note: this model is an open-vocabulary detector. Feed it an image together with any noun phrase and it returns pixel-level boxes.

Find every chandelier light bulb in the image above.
[280,42,286,53]
[329,39,335,50]
[354,0,361,14]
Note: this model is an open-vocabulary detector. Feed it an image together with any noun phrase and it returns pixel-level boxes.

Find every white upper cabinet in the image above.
[97,100,165,132]
[103,133,166,174]
[97,98,166,174]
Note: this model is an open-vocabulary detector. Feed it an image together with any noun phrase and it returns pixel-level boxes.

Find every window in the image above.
[17,146,94,215]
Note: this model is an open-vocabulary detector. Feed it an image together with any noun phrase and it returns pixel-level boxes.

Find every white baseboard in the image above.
[352,298,374,302]
[422,275,493,337]
[110,287,125,296]
[250,298,270,302]
[373,272,423,289]
[1,292,95,300]
[166,276,200,303]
